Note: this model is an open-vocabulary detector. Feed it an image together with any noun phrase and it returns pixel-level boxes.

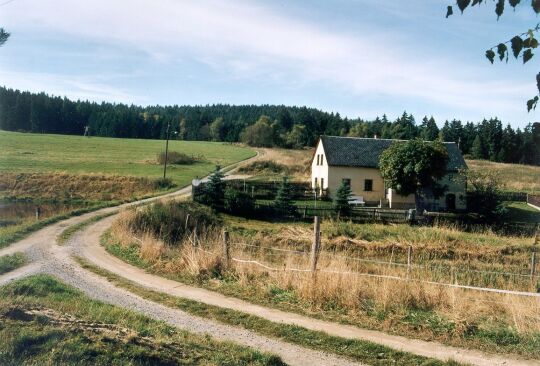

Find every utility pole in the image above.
[163,120,171,180]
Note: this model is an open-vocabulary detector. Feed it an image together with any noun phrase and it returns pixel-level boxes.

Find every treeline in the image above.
[0,86,538,165]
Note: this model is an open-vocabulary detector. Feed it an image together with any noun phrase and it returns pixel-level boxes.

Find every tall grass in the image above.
[107,211,540,357]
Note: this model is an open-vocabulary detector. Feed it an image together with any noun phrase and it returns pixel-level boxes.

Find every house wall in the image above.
[311,141,329,192]
[387,189,416,209]
[428,172,467,211]
[327,166,385,204]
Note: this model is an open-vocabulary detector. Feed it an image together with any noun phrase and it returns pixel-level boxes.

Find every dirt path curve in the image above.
[1,149,538,366]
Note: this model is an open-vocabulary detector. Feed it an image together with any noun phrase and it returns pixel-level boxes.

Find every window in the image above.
[321,178,324,189]
[342,178,351,187]
[364,179,373,192]
[314,177,318,188]
[320,154,324,165]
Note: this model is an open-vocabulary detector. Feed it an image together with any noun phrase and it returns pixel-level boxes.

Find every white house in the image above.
[311,136,467,211]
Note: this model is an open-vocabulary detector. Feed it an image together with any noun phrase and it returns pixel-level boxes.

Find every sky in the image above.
[0,0,538,128]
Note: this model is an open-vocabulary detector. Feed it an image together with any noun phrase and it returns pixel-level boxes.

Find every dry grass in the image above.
[250,148,313,181]
[0,172,159,201]
[466,159,540,193]
[108,211,540,355]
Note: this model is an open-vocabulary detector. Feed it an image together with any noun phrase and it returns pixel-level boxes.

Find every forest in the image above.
[0,86,538,165]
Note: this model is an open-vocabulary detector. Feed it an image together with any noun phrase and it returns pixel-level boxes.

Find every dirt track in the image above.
[1,154,539,366]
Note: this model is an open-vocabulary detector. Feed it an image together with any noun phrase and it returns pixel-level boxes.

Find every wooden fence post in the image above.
[310,216,321,272]
[184,213,190,231]
[531,252,537,281]
[407,245,413,277]
[35,206,41,220]
[223,230,230,268]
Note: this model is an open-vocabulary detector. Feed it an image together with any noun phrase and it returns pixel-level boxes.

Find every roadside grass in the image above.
[0,274,284,366]
[57,211,117,245]
[0,253,26,275]
[0,130,256,191]
[102,219,540,359]
[0,203,115,249]
[465,159,540,193]
[75,257,462,366]
[504,202,540,223]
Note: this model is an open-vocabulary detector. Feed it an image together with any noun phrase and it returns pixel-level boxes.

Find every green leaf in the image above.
[524,36,539,48]
[446,5,454,18]
[533,0,540,14]
[497,43,507,61]
[471,0,483,5]
[510,36,524,58]
[527,96,539,112]
[536,72,540,94]
[457,0,471,12]
[509,0,521,8]
[486,49,496,64]
[495,0,505,18]
[523,48,534,63]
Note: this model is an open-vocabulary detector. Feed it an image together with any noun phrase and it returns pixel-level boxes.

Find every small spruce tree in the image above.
[334,180,353,217]
[274,177,296,217]
[205,165,225,209]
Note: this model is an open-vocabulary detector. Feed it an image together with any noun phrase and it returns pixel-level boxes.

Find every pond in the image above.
[0,200,92,227]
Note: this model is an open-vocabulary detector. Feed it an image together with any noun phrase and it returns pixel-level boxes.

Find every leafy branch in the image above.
[0,28,9,47]
[446,0,540,111]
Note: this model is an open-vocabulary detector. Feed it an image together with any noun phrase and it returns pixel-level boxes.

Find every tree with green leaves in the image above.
[419,116,440,141]
[379,139,449,197]
[446,0,540,111]
[274,177,296,217]
[334,180,353,217]
[0,28,9,47]
[464,168,507,221]
[240,115,274,147]
[471,134,485,159]
[204,165,225,209]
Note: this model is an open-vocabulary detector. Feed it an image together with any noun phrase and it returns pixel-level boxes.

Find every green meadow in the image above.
[0,131,256,187]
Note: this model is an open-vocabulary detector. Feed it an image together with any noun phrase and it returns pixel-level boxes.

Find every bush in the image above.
[153,177,175,190]
[238,160,288,174]
[156,151,199,165]
[129,201,220,245]
[224,187,255,215]
[274,177,297,217]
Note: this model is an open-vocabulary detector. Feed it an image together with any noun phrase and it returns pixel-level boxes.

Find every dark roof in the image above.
[319,136,467,172]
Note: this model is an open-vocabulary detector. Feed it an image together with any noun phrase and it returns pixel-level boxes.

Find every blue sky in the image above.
[0,0,537,128]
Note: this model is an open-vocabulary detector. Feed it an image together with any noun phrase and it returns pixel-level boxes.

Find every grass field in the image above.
[0,275,283,366]
[0,252,26,275]
[465,159,540,193]
[0,130,256,194]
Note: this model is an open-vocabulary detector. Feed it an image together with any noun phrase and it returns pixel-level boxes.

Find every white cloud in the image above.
[0,0,533,120]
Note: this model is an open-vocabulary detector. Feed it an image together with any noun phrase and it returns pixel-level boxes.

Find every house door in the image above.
[445,194,456,210]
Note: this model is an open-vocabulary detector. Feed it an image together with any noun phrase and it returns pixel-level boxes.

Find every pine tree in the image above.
[205,165,225,209]
[334,180,353,217]
[274,177,296,217]
[471,135,484,160]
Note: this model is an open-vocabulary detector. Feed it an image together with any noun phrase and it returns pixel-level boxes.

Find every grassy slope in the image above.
[465,159,540,193]
[0,253,26,275]
[0,130,256,188]
[0,275,283,366]
[76,257,460,366]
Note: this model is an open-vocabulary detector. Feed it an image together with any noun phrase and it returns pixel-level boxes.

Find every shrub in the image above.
[156,151,199,165]
[224,187,255,215]
[274,177,296,217]
[153,177,175,190]
[334,180,353,216]
[238,160,288,174]
[129,201,220,245]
